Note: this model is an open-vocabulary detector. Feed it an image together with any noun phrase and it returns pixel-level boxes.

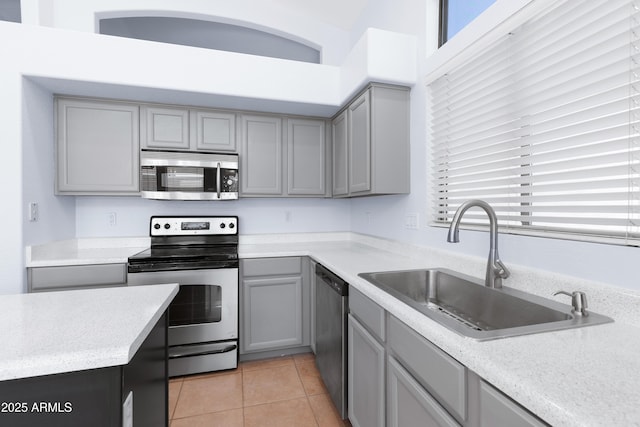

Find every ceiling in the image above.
[271,0,369,30]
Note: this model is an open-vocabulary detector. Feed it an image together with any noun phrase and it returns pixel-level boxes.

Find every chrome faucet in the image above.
[447,200,510,289]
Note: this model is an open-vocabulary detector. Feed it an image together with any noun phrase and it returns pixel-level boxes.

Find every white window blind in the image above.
[429,0,640,245]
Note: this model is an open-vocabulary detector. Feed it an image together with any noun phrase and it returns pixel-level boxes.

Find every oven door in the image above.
[127,268,238,345]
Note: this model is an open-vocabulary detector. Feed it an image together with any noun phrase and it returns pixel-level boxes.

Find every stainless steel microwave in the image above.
[140,150,239,200]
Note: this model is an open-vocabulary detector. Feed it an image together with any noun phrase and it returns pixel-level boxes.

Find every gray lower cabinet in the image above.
[388,315,467,423]
[348,287,386,427]
[387,356,460,427]
[240,257,311,355]
[476,379,548,427]
[348,314,385,427]
[28,263,127,293]
[348,287,549,427]
[56,98,140,195]
[331,83,410,198]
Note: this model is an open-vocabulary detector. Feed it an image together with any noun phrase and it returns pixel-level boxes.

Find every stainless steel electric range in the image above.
[127,216,239,377]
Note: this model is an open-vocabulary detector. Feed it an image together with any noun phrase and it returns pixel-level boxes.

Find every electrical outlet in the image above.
[405,213,419,229]
[284,211,292,223]
[108,212,117,227]
[28,202,39,222]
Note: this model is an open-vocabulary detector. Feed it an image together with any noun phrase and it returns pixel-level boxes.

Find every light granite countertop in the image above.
[0,283,178,381]
[25,233,640,426]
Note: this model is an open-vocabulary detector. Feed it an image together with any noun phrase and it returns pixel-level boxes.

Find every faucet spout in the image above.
[447,200,510,288]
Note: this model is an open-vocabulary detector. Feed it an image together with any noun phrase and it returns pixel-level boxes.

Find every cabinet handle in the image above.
[168,343,237,359]
[216,162,221,199]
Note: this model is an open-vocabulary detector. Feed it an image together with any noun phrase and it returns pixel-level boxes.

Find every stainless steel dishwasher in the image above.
[315,263,349,419]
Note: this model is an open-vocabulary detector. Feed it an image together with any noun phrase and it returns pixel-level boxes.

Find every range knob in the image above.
[164,223,171,230]
[220,223,226,229]
[229,223,235,229]
[153,223,161,230]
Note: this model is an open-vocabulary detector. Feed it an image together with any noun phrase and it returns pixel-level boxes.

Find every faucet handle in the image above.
[554,290,589,317]
[494,259,510,279]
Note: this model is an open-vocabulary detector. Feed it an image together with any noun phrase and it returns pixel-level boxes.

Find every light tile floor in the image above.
[168,353,351,427]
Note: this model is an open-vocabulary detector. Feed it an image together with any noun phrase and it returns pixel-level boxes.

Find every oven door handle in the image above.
[168,343,237,359]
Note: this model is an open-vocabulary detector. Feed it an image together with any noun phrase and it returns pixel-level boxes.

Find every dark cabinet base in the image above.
[0,313,168,427]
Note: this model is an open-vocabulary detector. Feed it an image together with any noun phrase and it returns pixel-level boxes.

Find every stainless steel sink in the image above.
[358,268,613,340]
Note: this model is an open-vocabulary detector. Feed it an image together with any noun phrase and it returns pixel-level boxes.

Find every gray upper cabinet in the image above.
[141,105,189,150]
[240,114,283,195]
[56,97,140,195]
[332,110,348,196]
[287,118,326,195]
[240,114,329,197]
[332,83,410,198]
[142,105,236,152]
[191,109,236,152]
[348,90,371,194]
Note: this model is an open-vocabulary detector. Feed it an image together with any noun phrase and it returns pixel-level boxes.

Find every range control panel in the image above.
[150,216,238,236]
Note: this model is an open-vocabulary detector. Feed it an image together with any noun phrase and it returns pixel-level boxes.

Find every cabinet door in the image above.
[28,264,126,293]
[348,314,385,427]
[56,98,139,194]
[141,106,189,150]
[240,115,283,195]
[348,90,371,194]
[332,110,348,196]
[287,118,326,195]
[388,316,467,422]
[388,356,460,427]
[191,109,236,152]
[479,381,548,427]
[242,275,303,352]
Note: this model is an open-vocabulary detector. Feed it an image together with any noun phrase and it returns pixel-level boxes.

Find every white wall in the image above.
[21,0,352,66]
[22,78,76,247]
[75,197,350,237]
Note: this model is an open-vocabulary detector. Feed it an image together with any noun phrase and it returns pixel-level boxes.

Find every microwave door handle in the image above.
[216,162,221,199]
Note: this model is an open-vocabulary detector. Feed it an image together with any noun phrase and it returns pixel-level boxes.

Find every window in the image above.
[99,17,321,64]
[429,0,640,245]
[439,0,496,46]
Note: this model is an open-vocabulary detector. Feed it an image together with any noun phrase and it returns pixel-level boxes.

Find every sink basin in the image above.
[358,268,613,340]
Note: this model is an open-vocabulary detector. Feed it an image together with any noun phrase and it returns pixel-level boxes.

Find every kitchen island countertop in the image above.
[0,283,178,381]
